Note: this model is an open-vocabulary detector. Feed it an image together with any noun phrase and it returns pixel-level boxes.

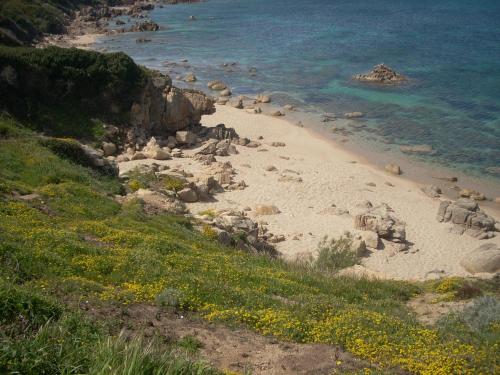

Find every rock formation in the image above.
[437,198,496,239]
[353,64,407,84]
[354,203,406,243]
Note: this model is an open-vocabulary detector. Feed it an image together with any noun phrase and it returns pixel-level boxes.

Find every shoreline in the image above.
[119,103,499,280]
[43,1,500,207]
[41,1,500,280]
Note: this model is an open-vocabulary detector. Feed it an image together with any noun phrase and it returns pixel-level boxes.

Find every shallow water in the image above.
[96,0,500,186]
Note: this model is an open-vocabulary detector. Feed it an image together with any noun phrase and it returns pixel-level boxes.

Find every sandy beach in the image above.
[119,104,500,281]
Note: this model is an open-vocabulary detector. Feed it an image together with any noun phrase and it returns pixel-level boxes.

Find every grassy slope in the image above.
[0,115,498,374]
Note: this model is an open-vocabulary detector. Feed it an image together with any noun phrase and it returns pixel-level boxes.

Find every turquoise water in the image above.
[97,0,500,181]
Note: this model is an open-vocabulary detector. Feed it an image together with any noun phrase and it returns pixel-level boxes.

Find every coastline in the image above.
[119,103,499,280]
[43,2,500,280]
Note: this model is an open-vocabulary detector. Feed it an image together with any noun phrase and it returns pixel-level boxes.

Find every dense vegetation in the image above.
[0,0,122,45]
[0,46,148,137]
[0,114,498,373]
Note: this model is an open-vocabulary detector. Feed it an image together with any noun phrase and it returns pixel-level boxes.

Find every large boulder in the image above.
[354,203,406,243]
[460,243,500,274]
[437,199,496,239]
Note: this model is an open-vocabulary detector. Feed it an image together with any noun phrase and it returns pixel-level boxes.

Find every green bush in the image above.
[0,46,147,134]
[313,235,360,273]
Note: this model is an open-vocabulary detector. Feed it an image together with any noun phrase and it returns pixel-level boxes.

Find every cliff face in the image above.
[129,72,215,142]
[0,46,214,139]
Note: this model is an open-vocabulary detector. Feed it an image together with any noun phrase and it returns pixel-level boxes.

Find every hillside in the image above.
[0,20,499,375]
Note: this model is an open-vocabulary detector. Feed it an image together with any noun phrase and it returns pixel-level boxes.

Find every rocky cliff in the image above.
[0,45,214,140]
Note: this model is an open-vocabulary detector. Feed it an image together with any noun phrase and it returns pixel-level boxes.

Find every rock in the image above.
[270,142,286,147]
[166,136,177,149]
[284,104,294,111]
[206,124,239,140]
[102,142,117,156]
[116,154,130,163]
[195,140,218,155]
[232,99,244,109]
[217,97,229,105]
[354,204,406,243]
[178,187,198,203]
[385,164,401,175]
[350,239,367,256]
[131,152,147,160]
[245,106,262,114]
[150,149,171,160]
[353,64,407,84]
[422,185,442,198]
[132,189,187,215]
[265,165,277,172]
[495,197,500,204]
[175,130,197,145]
[256,94,271,103]
[400,144,433,154]
[278,175,303,183]
[136,38,152,43]
[460,243,500,274]
[433,175,458,182]
[459,188,486,201]
[245,141,261,148]
[163,87,215,132]
[217,230,233,247]
[360,231,379,248]
[184,73,197,82]
[485,166,500,175]
[344,112,363,118]
[270,110,283,117]
[254,205,281,215]
[130,20,160,32]
[193,153,216,165]
[188,15,196,21]
[220,88,232,97]
[207,80,227,91]
[437,199,496,239]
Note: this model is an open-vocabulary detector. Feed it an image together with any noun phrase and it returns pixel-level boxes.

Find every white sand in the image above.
[121,104,500,281]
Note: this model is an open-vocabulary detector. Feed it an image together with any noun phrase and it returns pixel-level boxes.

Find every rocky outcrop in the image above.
[197,209,278,256]
[353,64,407,84]
[437,199,496,239]
[129,73,215,142]
[354,203,406,243]
[460,243,500,274]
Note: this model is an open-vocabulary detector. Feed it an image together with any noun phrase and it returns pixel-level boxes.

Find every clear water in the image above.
[96,0,500,183]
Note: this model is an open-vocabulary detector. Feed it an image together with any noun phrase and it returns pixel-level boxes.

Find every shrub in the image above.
[201,224,218,241]
[176,335,203,354]
[163,175,185,192]
[313,236,359,273]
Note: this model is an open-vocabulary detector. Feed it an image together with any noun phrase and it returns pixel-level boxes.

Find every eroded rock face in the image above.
[353,64,407,84]
[130,189,187,215]
[437,199,496,239]
[354,203,406,243]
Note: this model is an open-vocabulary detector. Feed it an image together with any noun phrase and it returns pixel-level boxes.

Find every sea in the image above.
[94,0,500,194]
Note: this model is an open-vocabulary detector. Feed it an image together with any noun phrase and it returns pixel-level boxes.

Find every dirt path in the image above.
[80,301,375,374]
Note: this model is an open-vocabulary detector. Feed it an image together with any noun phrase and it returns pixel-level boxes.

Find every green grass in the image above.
[0,117,499,373]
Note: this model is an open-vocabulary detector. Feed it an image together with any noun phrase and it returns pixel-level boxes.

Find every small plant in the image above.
[162,175,185,192]
[199,209,218,218]
[313,235,359,273]
[156,288,182,310]
[176,335,203,354]
[128,179,144,192]
[202,224,218,241]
